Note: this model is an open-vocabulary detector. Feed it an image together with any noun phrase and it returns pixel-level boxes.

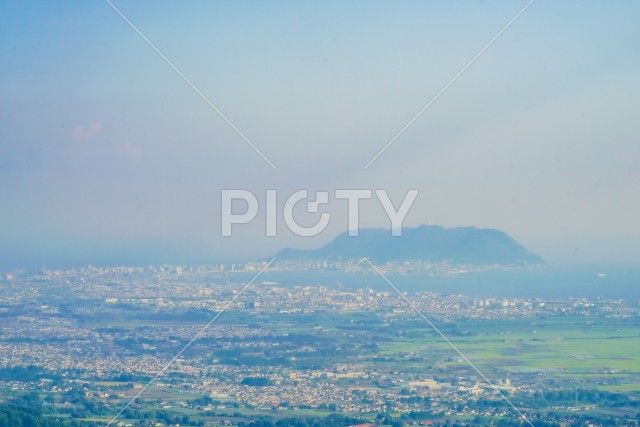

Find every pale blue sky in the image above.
[1,1,639,268]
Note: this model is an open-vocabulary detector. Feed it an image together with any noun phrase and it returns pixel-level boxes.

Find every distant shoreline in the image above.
[224,265,640,300]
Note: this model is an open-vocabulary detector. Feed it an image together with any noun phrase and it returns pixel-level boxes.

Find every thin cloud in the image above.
[73,121,103,142]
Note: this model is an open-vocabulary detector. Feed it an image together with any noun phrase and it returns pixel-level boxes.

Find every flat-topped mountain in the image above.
[276,225,543,265]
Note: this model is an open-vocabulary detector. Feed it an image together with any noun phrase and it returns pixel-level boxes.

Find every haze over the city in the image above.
[1,1,639,269]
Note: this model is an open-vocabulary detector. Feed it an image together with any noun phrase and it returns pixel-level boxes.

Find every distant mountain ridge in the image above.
[276,225,543,265]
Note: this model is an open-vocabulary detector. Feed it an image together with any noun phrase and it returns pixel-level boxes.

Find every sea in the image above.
[224,264,640,300]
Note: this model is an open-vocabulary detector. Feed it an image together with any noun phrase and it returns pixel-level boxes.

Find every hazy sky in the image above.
[1,1,639,269]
